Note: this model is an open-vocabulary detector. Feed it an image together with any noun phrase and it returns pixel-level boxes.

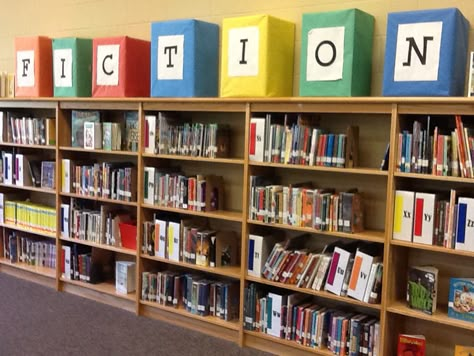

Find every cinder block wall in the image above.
[1,0,472,95]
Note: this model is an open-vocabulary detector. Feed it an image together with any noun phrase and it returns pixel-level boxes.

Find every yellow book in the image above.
[455,345,474,356]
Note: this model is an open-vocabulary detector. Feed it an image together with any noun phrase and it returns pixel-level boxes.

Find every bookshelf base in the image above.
[60,280,136,314]
[0,265,56,289]
[140,303,239,344]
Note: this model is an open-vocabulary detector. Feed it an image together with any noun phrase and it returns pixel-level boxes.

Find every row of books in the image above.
[397,116,474,178]
[1,231,56,268]
[60,201,134,248]
[61,244,112,283]
[244,283,381,355]
[249,235,383,304]
[61,159,137,202]
[70,110,139,152]
[143,167,224,212]
[0,113,55,146]
[1,152,55,189]
[407,265,474,325]
[141,271,239,321]
[393,190,474,252]
[3,199,56,234]
[249,176,364,233]
[249,114,358,168]
[144,114,230,158]
[142,215,239,268]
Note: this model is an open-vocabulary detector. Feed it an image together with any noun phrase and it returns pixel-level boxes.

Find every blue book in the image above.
[448,278,474,323]
[326,134,334,167]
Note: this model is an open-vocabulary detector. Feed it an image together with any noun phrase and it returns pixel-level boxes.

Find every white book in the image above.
[412,192,436,245]
[61,159,71,193]
[84,122,102,149]
[455,197,474,252]
[167,221,180,261]
[266,292,286,337]
[144,115,157,154]
[249,117,265,162]
[347,250,380,301]
[115,261,136,294]
[247,233,279,277]
[392,190,415,242]
[143,167,155,205]
[154,218,167,258]
[324,246,352,296]
[60,204,70,238]
[62,245,71,280]
[363,262,380,303]
[14,153,25,186]
[3,152,12,185]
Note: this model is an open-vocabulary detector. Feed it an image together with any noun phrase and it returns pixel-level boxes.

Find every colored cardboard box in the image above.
[151,19,219,97]
[300,8,374,97]
[92,36,150,97]
[383,8,469,96]
[220,15,295,97]
[52,38,92,97]
[15,36,53,97]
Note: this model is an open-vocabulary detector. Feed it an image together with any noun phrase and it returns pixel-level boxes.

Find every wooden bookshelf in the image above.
[387,301,474,332]
[2,97,474,355]
[0,257,56,278]
[0,183,56,194]
[246,275,382,310]
[141,203,243,222]
[141,254,241,279]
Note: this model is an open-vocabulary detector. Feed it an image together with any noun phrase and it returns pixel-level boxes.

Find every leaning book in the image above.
[406,265,438,315]
[448,278,474,323]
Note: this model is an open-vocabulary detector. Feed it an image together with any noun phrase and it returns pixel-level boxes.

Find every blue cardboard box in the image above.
[151,19,219,97]
[383,8,469,96]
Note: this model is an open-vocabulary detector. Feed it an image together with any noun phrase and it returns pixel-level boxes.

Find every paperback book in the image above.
[397,334,426,356]
[448,278,474,323]
[406,266,438,315]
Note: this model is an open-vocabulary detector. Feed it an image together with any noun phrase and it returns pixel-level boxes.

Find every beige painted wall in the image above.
[1,0,473,95]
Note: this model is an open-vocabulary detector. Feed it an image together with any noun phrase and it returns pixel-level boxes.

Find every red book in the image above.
[397,334,426,356]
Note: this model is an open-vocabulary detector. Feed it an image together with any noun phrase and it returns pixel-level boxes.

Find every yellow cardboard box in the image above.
[220,15,295,97]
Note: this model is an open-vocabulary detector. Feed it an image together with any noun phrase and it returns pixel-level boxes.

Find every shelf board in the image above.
[60,278,136,302]
[249,161,388,176]
[0,183,56,194]
[0,142,55,150]
[60,192,138,207]
[248,220,385,243]
[59,146,138,156]
[141,254,241,279]
[391,239,474,258]
[0,223,56,239]
[0,257,56,279]
[60,237,137,256]
[387,301,474,331]
[142,153,244,165]
[244,330,333,355]
[246,275,381,310]
[394,171,474,184]
[59,100,140,111]
[140,299,240,331]
[0,99,57,109]
[141,203,243,222]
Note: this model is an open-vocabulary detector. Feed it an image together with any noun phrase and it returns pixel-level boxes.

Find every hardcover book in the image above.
[397,334,425,356]
[71,110,100,147]
[448,278,474,323]
[125,111,139,152]
[40,161,55,190]
[406,266,438,315]
[83,122,102,149]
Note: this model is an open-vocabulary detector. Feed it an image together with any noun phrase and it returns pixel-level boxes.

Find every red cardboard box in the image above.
[92,36,150,97]
[15,36,53,97]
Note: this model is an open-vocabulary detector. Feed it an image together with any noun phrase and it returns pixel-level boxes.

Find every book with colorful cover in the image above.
[406,266,438,315]
[448,278,474,323]
[125,111,139,152]
[397,334,425,356]
[71,110,100,147]
[455,345,474,356]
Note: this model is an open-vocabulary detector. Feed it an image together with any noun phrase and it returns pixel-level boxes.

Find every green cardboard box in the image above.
[52,38,92,97]
[300,9,374,97]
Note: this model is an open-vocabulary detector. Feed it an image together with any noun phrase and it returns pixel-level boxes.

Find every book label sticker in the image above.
[157,35,184,80]
[306,26,344,81]
[53,48,73,87]
[16,50,35,87]
[228,26,259,77]
[394,21,442,82]
[96,44,120,86]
